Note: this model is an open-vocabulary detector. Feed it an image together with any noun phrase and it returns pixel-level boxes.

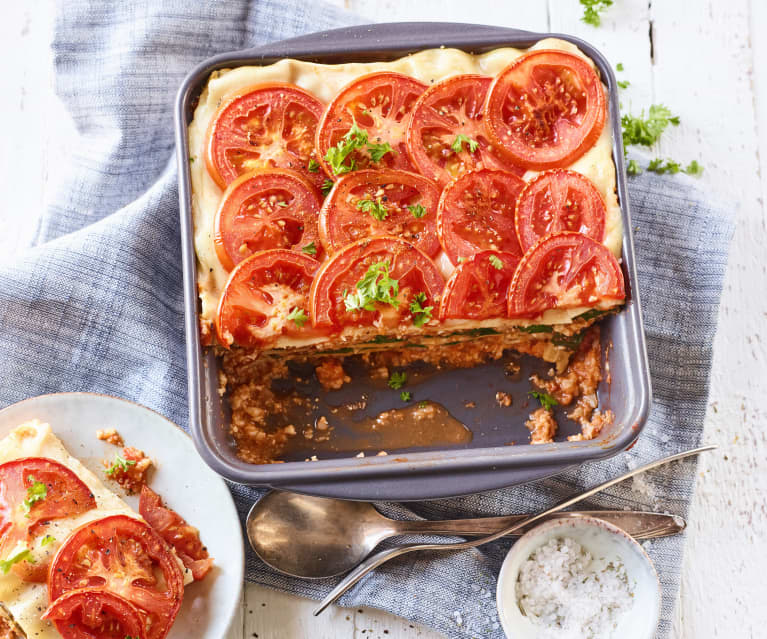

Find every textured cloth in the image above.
[0,3,733,638]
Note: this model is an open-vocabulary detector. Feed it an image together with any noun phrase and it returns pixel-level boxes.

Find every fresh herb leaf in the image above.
[580,0,614,26]
[488,255,504,270]
[418,400,428,409]
[626,159,642,175]
[321,179,334,196]
[301,241,317,256]
[647,158,681,175]
[616,62,624,72]
[621,104,680,148]
[0,549,34,574]
[368,141,393,163]
[400,391,412,402]
[451,134,479,153]
[307,159,320,172]
[324,119,368,175]
[684,160,704,176]
[287,307,308,328]
[21,477,47,515]
[529,391,559,411]
[409,292,433,327]
[356,198,389,221]
[105,454,136,476]
[276,201,289,208]
[344,261,400,312]
[407,204,427,219]
[457,256,468,263]
[388,371,407,389]
[617,80,630,89]
[41,535,56,547]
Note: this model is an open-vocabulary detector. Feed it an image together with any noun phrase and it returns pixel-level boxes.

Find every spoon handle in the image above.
[391,510,685,539]
[313,444,715,616]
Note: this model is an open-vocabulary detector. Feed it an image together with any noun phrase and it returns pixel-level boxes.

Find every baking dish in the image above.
[174,21,651,500]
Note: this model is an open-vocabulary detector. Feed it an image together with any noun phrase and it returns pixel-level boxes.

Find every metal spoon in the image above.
[313,444,715,614]
[246,491,685,579]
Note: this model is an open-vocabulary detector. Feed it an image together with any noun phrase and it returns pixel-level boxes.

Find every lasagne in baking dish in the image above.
[0,421,211,639]
[187,38,625,461]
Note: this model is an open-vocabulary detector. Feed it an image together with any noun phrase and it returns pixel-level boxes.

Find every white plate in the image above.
[0,392,244,639]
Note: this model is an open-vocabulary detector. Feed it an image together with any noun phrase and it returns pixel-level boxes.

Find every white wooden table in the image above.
[2,1,765,637]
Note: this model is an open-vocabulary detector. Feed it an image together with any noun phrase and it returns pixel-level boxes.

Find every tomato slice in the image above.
[515,169,606,252]
[48,515,184,639]
[316,72,426,178]
[205,83,324,190]
[439,251,520,320]
[310,236,445,329]
[0,457,96,583]
[42,588,146,639]
[485,50,606,169]
[216,249,321,348]
[139,486,212,582]
[508,232,625,318]
[405,75,525,187]
[437,169,526,265]
[319,169,441,257]
[214,168,323,270]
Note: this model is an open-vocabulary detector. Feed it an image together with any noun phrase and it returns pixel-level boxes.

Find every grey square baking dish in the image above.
[174,21,651,500]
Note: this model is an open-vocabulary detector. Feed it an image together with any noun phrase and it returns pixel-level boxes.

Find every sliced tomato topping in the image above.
[310,237,445,329]
[205,83,324,190]
[319,169,441,257]
[139,485,212,582]
[485,50,606,169]
[515,169,606,252]
[42,588,146,639]
[508,232,625,318]
[437,169,526,265]
[439,251,520,320]
[0,457,96,583]
[48,515,184,639]
[214,168,323,270]
[216,249,321,348]
[405,75,525,187]
[316,72,426,178]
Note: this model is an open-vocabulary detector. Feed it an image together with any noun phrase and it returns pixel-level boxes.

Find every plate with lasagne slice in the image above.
[0,392,244,639]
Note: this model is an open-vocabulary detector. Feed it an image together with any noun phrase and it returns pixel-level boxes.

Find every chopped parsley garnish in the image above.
[276,201,289,208]
[105,454,136,476]
[418,401,428,409]
[368,141,393,163]
[683,160,704,176]
[451,134,479,153]
[307,159,320,172]
[621,104,680,148]
[407,204,427,219]
[628,158,704,177]
[529,391,559,411]
[488,254,504,270]
[616,62,624,72]
[400,391,412,402]
[647,158,681,174]
[0,549,34,574]
[21,476,47,515]
[325,119,368,175]
[301,241,317,255]
[626,159,642,176]
[388,371,407,389]
[580,0,613,26]
[457,256,468,263]
[356,198,388,221]
[617,80,630,89]
[321,179,334,196]
[409,292,433,327]
[287,307,308,328]
[41,535,56,547]
[344,261,400,312]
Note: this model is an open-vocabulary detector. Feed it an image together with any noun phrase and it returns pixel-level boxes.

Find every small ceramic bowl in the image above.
[496,515,661,639]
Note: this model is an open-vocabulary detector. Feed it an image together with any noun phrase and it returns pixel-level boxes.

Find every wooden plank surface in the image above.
[1,1,765,638]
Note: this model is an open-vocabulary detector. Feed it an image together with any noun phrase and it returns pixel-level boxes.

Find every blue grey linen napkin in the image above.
[0,3,732,638]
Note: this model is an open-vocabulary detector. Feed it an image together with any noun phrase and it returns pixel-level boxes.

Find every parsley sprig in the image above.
[621,104,680,148]
[357,198,388,221]
[344,261,400,312]
[529,391,559,411]
[409,292,433,327]
[368,142,393,163]
[451,134,479,153]
[324,120,393,175]
[407,204,427,219]
[400,391,412,402]
[646,158,704,176]
[287,307,308,328]
[21,476,47,515]
[301,241,317,256]
[488,255,504,270]
[388,371,407,389]
[580,0,613,27]
[0,549,34,574]
[105,454,136,476]
[321,179,334,196]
